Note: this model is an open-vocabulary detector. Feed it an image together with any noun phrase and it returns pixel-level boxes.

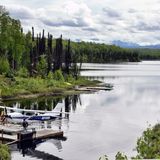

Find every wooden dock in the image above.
[0,124,63,144]
[75,86,113,92]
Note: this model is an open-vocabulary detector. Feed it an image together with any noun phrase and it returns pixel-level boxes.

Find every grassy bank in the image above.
[0,75,100,101]
[0,144,11,160]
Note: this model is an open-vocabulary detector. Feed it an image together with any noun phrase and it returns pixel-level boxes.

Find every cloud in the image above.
[100,20,116,26]
[82,27,99,32]
[135,21,160,32]
[103,7,121,18]
[90,38,100,41]
[5,1,94,29]
[42,18,89,27]
[6,5,35,19]
[63,1,91,17]
[128,8,137,13]
[2,0,160,45]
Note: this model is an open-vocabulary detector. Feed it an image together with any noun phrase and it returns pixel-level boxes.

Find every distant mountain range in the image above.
[112,40,160,49]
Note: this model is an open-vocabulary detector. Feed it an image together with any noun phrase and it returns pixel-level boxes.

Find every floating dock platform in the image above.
[0,124,63,144]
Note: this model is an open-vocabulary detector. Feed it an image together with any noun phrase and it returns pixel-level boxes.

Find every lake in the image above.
[10,61,160,160]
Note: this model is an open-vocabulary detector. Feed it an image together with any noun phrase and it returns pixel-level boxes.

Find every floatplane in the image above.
[0,105,69,123]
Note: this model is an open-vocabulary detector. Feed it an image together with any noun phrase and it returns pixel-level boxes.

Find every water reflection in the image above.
[7,95,81,159]
[4,95,80,112]
[4,97,63,111]
[11,139,64,160]
[86,76,105,81]
[10,61,160,160]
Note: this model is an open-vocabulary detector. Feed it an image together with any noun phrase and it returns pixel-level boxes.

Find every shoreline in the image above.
[0,80,112,102]
[1,86,112,102]
[0,88,91,102]
[0,74,113,102]
[0,75,101,102]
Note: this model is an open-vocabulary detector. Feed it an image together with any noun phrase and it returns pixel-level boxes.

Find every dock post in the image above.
[32,128,36,139]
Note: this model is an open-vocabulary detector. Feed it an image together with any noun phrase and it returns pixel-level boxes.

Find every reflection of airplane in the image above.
[47,139,63,150]
[36,137,67,150]
[11,138,66,160]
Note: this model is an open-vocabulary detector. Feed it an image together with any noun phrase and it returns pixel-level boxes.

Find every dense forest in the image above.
[71,41,140,63]
[131,48,160,60]
[0,6,76,78]
[1,6,157,78]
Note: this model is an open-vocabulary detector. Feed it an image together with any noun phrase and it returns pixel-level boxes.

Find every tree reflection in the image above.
[15,139,64,160]
[64,96,71,119]
[8,95,81,159]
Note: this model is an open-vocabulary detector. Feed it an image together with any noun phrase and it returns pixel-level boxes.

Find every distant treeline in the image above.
[1,6,158,78]
[70,41,140,63]
[130,48,160,60]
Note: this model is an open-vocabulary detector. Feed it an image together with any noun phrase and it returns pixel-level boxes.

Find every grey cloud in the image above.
[42,19,72,27]
[7,6,35,19]
[42,17,89,27]
[101,20,116,26]
[128,9,137,13]
[7,5,90,28]
[135,21,160,32]
[126,28,139,34]
[75,17,90,27]
[108,28,116,31]
[90,38,99,41]
[83,27,99,32]
[103,7,121,18]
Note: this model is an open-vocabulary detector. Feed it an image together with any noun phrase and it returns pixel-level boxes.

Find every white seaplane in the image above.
[0,104,69,123]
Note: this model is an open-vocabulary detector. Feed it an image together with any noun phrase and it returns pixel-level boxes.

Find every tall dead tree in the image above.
[32,27,34,42]
[64,39,71,74]
[41,29,46,54]
[54,35,63,70]
[47,33,53,72]
[29,27,34,76]
[35,34,39,66]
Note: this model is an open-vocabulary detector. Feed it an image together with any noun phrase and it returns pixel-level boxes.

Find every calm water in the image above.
[10,61,160,160]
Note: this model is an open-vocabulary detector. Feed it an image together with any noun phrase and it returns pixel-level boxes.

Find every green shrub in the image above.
[47,71,54,79]
[37,55,48,77]
[5,69,14,79]
[0,144,11,160]
[99,155,108,160]
[0,57,10,74]
[1,87,13,97]
[22,77,45,93]
[53,70,64,82]
[115,152,128,160]
[136,124,160,159]
[16,67,29,78]
[65,74,74,82]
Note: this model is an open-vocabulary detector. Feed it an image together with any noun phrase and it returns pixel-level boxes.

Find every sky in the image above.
[1,0,160,45]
